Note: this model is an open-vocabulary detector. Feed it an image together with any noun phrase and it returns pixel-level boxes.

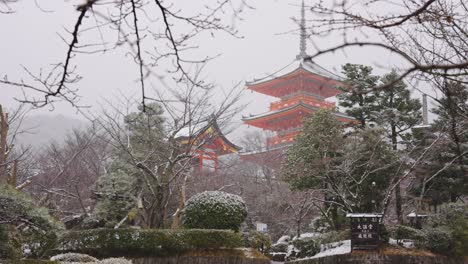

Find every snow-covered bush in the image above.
[50,254,133,264]
[290,237,320,259]
[0,185,63,258]
[57,228,244,258]
[270,242,288,253]
[51,253,98,262]
[98,257,132,264]
[182,191,247,231]
[394,225,423,241]
[419,228,453,254]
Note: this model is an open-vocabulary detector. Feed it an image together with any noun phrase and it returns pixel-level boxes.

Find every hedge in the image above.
[56,228,244,258]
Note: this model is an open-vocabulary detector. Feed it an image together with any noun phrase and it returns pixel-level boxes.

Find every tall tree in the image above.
[374,69,422,224]
[283,110,398,228]
[337,63,380,128]
[375,69,422,149]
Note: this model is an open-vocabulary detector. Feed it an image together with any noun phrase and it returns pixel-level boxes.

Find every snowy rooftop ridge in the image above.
[346,213,383,218]
[246,57,343,86]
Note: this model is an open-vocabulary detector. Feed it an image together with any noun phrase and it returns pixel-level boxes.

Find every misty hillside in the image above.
[16,115,86,148]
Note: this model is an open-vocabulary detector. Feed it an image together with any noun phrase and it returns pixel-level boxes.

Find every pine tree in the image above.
[430,81,467,202]
[374,69,422,149]
[283,110,398,228]
[409,81,467,209]
[337,64,380,128]
[373,69,422,223]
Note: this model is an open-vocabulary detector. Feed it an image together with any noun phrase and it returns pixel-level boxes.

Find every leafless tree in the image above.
[28,126,110,218]
[97,69,243,228]
[0,103,31,189]
[1,0,251,109]
[305,0,466,88]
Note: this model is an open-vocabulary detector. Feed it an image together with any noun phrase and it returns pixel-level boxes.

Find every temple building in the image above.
[176,118,241,174]
[241,1,355,164]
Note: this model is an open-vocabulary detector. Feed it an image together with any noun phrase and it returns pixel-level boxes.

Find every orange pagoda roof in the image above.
[246,59,344,99]
[242,101,355,131]
[176,119,241,156]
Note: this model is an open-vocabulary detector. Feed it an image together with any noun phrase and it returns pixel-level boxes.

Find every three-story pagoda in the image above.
[241,1,355,162]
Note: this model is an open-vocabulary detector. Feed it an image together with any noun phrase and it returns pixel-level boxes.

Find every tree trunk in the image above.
[0,105,8,183]
[391,123,403,224]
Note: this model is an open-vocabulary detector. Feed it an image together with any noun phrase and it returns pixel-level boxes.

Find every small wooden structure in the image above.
[407,212,428,229]
[347,213,383,250]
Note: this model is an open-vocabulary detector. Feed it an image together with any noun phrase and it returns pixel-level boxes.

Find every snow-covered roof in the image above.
[346,213,383,218]
[239,143,290,156]
[174,118,241,153]
[242,101,354,121]
[175,120,209,138]
[246,57,343,86]
[407,212,428,217]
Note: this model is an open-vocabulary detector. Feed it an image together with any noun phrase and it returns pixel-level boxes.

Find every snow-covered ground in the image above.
[306,240,351,260]
[389,238,415,248]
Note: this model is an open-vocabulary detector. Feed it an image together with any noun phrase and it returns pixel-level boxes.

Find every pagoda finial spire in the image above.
[297,0,307,60]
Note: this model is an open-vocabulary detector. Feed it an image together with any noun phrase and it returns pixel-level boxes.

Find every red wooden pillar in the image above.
[214,154,219,175]
[198,154,204,175]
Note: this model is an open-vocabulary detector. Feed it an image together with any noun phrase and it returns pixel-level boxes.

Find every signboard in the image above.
[347,213,382,250]
[256,222,268,232]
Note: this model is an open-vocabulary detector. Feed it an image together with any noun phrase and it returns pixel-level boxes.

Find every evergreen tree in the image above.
[337,64,379,128]
[409,81,467,208]
[99,102,174,228]
[93,168,137,227]
[283,110,398,228]
[374,69,422,149]
[374,69,422,224]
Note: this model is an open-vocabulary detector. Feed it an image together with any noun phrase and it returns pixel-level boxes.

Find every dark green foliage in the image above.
[0,260,58,264]
[0,185,62,259]
[56,228,244,258]
[283,110,344,191]
[283,110,398,217]
[21,230,59,258]
[182,191,247,231]
[0,185,63,232]
[291,238,320,259]
[427,203,468,256]
[419,228,453,254]
[93,169,136,227]
[270,242,288,253]
[375,70,422,147]
[247,231,271,254]
[0,225,21,259]
[337,63,379,128]
[320,229,350,244]
[394,225,423,241]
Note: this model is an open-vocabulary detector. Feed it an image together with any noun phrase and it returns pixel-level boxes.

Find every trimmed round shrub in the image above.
[50,253,98,262]
[182,191,247,231]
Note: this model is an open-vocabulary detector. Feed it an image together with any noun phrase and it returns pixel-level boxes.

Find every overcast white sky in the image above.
[0,0,430,141]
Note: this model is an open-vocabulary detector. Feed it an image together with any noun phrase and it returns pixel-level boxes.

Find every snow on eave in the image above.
[242,101,355,122]
[245,57,344,87]
[407,212,428,217]
[346,213,383,218]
